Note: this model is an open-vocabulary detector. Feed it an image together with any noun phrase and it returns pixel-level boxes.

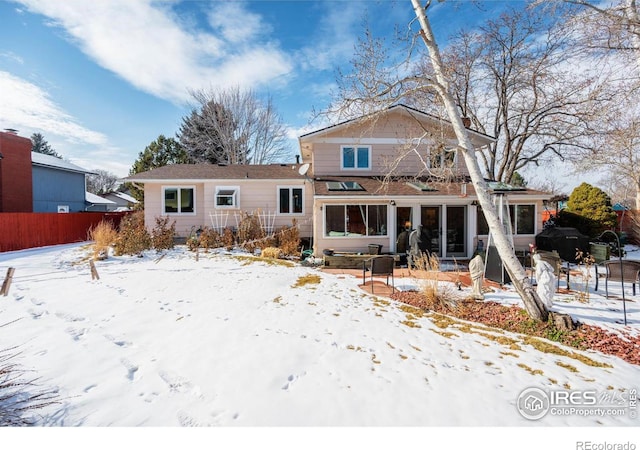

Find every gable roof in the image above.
[124,163,311,183]
[299,104,495,144]
[102,191,138,204]
[31,152,95,175]
[86,192,116,205]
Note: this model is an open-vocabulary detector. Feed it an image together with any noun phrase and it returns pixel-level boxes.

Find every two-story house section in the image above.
[299,104,551,259]
[126,104,550,259]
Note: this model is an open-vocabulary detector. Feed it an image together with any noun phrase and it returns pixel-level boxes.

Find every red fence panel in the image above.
[0,212,130,252]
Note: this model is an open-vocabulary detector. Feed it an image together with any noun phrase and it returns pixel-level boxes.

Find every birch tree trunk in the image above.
[410,0,549,321]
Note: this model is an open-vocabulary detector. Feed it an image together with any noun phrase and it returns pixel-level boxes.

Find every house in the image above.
[86,192,117,212]
[98,191,139,211]
[126,105,551,259]
[31,152,96,212]
[0,130,33,212]
[0,129,96,213]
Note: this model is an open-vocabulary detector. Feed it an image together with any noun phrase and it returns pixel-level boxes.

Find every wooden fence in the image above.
[0,212,130,252]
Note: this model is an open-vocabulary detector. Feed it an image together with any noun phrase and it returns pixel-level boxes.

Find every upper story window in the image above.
[341,146,371,170]
[429,146,456,169]
[215,186,239,209]
[278,186,304,214]
[163,186,195,214]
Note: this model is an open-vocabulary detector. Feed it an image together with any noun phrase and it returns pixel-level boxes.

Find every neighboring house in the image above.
[31,152,95,212]
[126,105,551,258]
[0,130,33,212]
[86,192,117,212]
[99,191,138,211]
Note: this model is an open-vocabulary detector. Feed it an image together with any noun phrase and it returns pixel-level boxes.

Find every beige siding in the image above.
[312,199,393,255]
[309,112,471,177]
[144,180,313,239]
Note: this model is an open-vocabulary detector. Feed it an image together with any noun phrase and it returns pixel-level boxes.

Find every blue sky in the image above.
[0,0,518,178]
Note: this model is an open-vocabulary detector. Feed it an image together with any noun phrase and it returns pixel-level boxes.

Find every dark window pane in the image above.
[367,205,387,236]
[357,147,369,168]
[180,188,194,213]
[477,206,489,235]
[516,205,535,234]
[325,205,345,236]
[164,189,178,213]
[279,188,290,214]
[346,205,366,235]
[292,188,303,213]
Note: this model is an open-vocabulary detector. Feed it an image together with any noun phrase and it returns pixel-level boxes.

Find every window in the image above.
[430,146,456,169]
[325,204,388,237]
[326,181,365,191]
[278,187,304,214]
[477,204,535,235]
[215,186,239,208]
[510,204,536,235]
[163,187,195,214]
[341,146,371,170]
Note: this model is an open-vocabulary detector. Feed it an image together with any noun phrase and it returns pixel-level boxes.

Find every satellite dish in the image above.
[298,163,310,176]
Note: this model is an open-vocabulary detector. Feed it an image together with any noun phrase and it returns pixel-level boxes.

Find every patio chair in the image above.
[603,260,640,299]
[362,255,395,294]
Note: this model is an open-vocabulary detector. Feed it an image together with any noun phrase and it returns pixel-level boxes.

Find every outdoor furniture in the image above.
[362,255,395,294]
[602,260,640,299]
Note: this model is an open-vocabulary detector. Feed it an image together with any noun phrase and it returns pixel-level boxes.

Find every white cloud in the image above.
[14,0,293,104]
[0,70,107,146]
[207,2,268,44]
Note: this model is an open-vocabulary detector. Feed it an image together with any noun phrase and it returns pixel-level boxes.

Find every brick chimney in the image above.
[0,130,34,212]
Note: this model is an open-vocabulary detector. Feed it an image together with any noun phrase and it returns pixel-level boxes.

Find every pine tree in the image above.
[30,133,61,158]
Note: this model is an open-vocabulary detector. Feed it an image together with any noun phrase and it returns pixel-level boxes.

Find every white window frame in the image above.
[323,204,388,238]
[277,185,305,215]
[215,186,240,209]
[510,204,537,236]
[162,186,196,215]
[340,145,372,170]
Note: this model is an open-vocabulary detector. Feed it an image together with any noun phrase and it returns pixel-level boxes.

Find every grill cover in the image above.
[534,227,590,263]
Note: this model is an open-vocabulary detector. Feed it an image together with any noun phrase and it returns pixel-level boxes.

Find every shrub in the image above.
[88,220,118,260]
[114,211,151,256]
[221,227,235,251]
[261,247,282,259]
[199,227,221,252]
[564,182,617,237]
[237,212,264,253]
[277,220,300,256]
[151,216,176,251]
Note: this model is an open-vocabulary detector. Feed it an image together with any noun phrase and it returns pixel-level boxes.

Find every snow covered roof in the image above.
[31,152,95,175]
[86,192,116,204]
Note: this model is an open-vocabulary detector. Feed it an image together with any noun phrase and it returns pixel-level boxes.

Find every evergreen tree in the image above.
[30,133,61,158]
[127,135,189,203]
[565,182,618,235]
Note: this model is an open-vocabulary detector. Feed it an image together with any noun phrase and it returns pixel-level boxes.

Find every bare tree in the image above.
[563,0,640,65]
[86,169,119,195]
[319,1,549,320]
[410,0,548,321]
[178,86,291,165]
[555,0,640,208]
[434,6,613,183]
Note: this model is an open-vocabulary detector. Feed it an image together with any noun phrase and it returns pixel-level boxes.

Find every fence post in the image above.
[1,267,15,296]
[89,260,100,280]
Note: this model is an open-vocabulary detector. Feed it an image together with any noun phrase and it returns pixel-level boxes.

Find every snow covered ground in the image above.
[1,243,639,448]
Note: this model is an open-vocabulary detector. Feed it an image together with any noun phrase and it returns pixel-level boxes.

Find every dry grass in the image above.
[88,220,118,260]
[261,247,282,259]
[0,346,60,426]
[292,274,321,288]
